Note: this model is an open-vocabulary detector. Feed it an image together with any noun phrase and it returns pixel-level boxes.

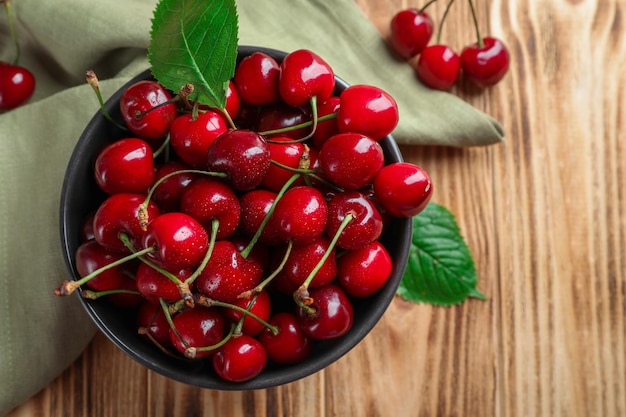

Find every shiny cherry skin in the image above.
[94,137,155,195]
[137,300,174,348]
[0,62,35,111]
[92,193,161,253]
[337,85,399,140]
[276,236,337,289]
[169,110,228,169]
[297,284,354,340]
[75,239,128,292]
[142,212,209,271]
[311,96,341,149]
[234,52,281,106]
[263,136,306,192]
[271,185,328,245]
[195,240,263,303]
[119,80,177,140]
[389,9,434,59]
[319,132,384,190]
[460,37,510,87]
[222,289,272,336]
[337,240,392,297]
[151,161,197,212]
[169,307,225,358]
[212,334,268,382]
[258,312,312,364]
[415,44,461,90]
[373,162,433,218]
[179,177,241,240]
[326,191,383,251]
[206,129,271,191]
[279,49,335,107]
[237,189,283,246]
[135,262,191,304]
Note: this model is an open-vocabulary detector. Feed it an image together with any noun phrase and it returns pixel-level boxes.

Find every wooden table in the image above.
[8,0,625,416]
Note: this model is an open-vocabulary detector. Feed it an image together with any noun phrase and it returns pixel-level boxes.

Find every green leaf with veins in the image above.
[148,0,238,109]
[397,202,487,306]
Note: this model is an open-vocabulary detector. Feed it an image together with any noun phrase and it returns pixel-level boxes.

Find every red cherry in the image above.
[311,96,340,149]
[276,236,337,289]
[75,240,128,292]
[263,136,305,192]
[169,111,228,169]
[137,300,173,348]
[169,307,225,358]
[319,132,385,190]
[255,103,311,139]
[119,80,177,140]
[460,37,510,87]
[135,262,190,304]
[297,284,354,340]
[271,185,328,245]
[337,85,399,140]
[0,62,35,111]
[326,191,383,251]
[179,177,241,240]
[142,212,209,271]
[212,334,267,382]
[195,240,263,303]
[222,289,272,336]
[94,137,155,195]
[337,241,392,297]
[237,189,283,246]
[92,193,161,253]
[415,44,461,90]
[234,52,281,106]
[389,9,434,59]
[279,49,335,107]
[258,312,312,364]
[206,129,271,191]
[151,161,197,212]
[373,162,433,218]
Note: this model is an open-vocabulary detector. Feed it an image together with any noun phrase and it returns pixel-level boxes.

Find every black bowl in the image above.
[60,45,412,390]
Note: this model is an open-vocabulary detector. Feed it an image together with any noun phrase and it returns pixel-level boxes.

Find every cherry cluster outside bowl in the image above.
[59,45,412,390]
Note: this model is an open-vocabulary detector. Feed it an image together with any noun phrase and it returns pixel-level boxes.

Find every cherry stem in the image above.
[195,294,279,335]
[182,218,219,288]
[467,0,483,47]
[137,326,183,359]
[159,297,188,350]
[133,96,181,120]
[437,0,456,45]
[418,0,439,14]
[294,212,354,311]
[81,288,140,299]
[259,112,337,140]
[240,172,302,259]
[185,324,236,359]
[151,134,171,160]
[85,70,129,132]
[239,239,294,299]
[53,238,156,296]
[2,0,19,65]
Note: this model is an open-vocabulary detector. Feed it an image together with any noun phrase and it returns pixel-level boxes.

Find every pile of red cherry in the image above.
[388,0,510,90]
[55,48,433,383]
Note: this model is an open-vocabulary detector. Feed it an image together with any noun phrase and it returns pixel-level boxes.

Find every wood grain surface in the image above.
[7,0,625,416]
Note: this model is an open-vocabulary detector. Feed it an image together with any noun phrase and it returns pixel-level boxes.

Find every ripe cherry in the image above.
[119,80,177,140]
[461,37,510,87]
[222,289,272,336]
[319,132,384,190]
[151,161,197,212]
[255,103,311,139]
[94,137,155,195]
[141,212,209,271]
[271,185,328,245]
[263,136,306,192]
[278,49,335,107]
[179,177,241,240]
[237,189,283,246]
[373,162,433,218]
[297,284,354,340]
[75,240,128,292]
[212,334,268,382]
[169,306,225,358]
[135,262,191,304]
[389,8,434,59]
[276,236,337,289]
[169,110,228,169]
[258,312,312,364]
[415,44,461,90]
[337,85,399,140]
[337,241,392,297]
[234,52,281,106]
[326,191,383,251]
[206,129,271,191]
[137,300,174,348]
[311,96,340,149]
[0,62,35,111]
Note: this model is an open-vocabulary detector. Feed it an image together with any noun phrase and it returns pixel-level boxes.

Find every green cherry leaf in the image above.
[148,0,239,109]
[397,202,487,306]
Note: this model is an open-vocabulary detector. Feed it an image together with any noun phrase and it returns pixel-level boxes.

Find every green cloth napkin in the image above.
[0,0,504,414]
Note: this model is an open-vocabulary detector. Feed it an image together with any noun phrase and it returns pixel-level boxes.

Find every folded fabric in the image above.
[0,0,504,414]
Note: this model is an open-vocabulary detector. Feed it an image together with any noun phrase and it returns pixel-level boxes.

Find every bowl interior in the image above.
[59,45,412,390]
